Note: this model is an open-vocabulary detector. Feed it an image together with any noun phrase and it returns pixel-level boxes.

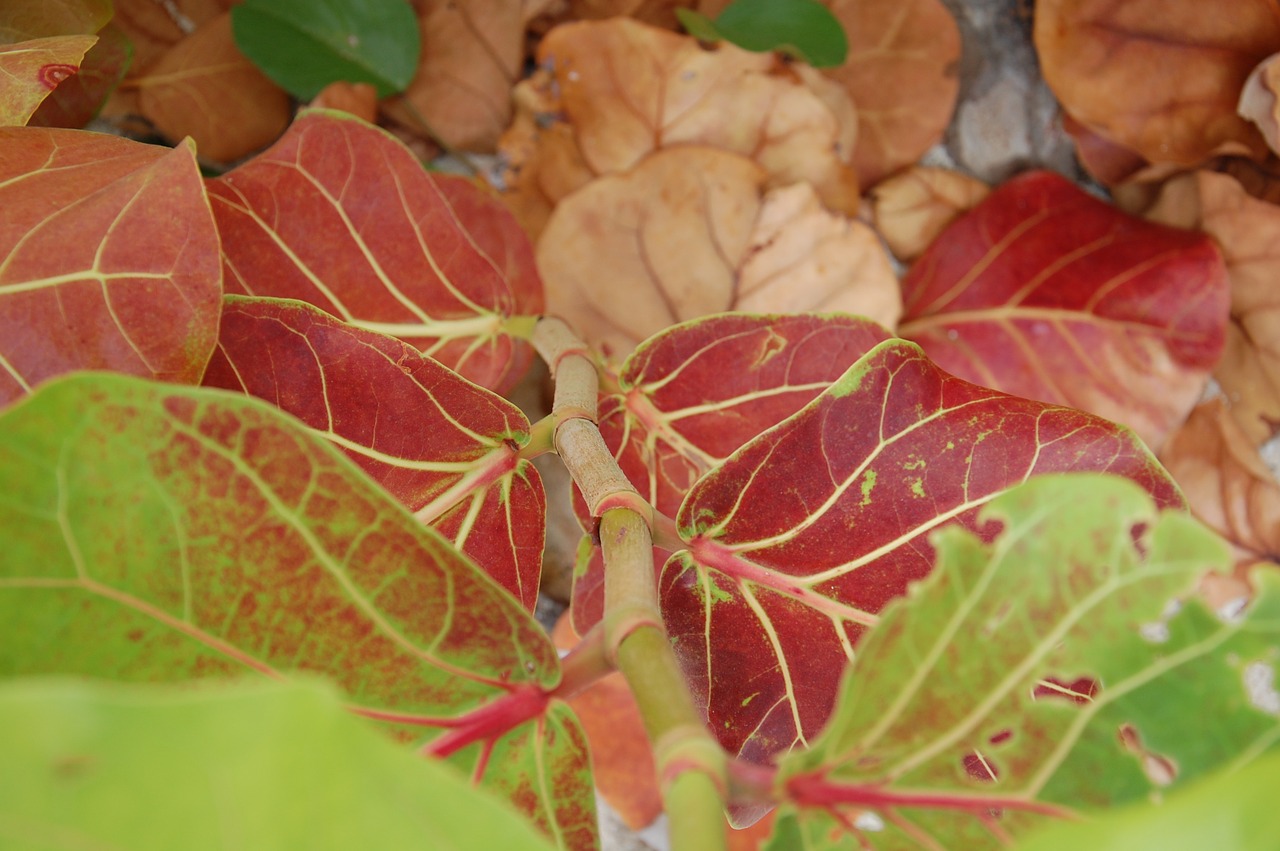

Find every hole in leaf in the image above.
[962,750,999,782]
[1243,661,1280,715]
[853,811,884,833]
[1032,676,1099,704]
[1117,724,1177,786]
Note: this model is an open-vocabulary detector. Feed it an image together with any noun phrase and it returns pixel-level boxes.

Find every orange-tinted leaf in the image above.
[537,146,898,363]
[135,12,290,162]
[203,297,546,611]
[0,34,94,126]
[899,170,1229,451]
[110,0,232,72]
[206,110,543,393]
[867,165,989,262]
[823,0,961,187]
[28,23,131,129]
[0,128,222,408]
[310,80,378,124]
[1160,399,1280,568]
[384,0,523,152]
[0,0,110,41]
[1035,0,1280,170]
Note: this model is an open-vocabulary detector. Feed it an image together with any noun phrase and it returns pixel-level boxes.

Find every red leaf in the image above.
[203,297,545,611]
[28,22,132,129]
[205,110,543,393]
[898,171,1229,450]
[660,339,1181,766]
[0,128,222,408]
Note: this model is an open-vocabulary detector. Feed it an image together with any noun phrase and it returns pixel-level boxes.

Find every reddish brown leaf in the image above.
[1161,400,1280,568]
[206,110,543,393]
[1239,52,1280,156]
[28,22,131,128]
[1035,0,1280,170]
[133,12,290,162]
[660,339,1182,766]
[898,170,1229,451]
[202,297,545,611]
[822,0,962,187]
[310,81,378,124]
[110,0,232,73]
[867,166,990,262]
[0,34,94,126]
[0,128,222,407]
[0,0,111,41]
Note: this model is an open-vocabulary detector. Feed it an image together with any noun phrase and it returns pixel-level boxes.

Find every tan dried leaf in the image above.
[134,12,289,162]
[311,81,378,124]
[385,0,523,152]
[1240,52,1280,156]
[823,0,962,187]
[1035,0,1280,170]
[867,166,989,262]
[1160,399,1280,567]
[536,146,899,362]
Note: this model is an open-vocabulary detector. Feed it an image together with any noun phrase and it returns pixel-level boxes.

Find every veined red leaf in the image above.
[205,109,543,393]
[571,313,891,633]
[0,34,95,125]
[0,372,595,850]
[898,170,1229,451]
[203,296,545,611]
[770,475,1275,849]
[0,128,222,408]
[28,23,132,128]
[660,339,1182,767]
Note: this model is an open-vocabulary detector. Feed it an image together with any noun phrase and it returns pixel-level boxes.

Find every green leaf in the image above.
[0,677,556,850]
[770,474,1279,849]
[676,0,848,68]
[230,0,420,99]
[1016,749,1280,851]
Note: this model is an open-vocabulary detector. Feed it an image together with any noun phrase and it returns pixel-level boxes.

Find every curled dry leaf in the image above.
[134,12,290,162]
[0,34,95,126]
[1035,0,1280,172]
[537,146,899,362]
[384,0,524,152]
[1240,53,1280,156]
[310,80,378,124]
[822,0,962,187]
[1160,399,1280,568]
[867,165,989,262]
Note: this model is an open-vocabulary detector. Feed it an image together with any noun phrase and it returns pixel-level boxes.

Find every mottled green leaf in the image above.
[677,0,848,68]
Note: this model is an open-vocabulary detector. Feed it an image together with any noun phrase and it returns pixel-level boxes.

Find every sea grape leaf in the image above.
[382,0,524,152]
[898,170,1229,452]
[311,80,379,123]
[109,0,233,73]
[0,34,95,126]
[867,165,989,263]
[0,128,222,409]
[538,147,898,363]
[0,373,596,849]
[1240,52,1280,157]
[0,678,557,851]
[203,296,546,611]
[0,0,111,42]
[769,474,1278,849]
[1034,0,1280,170]
[206,109,542,393]
[822,0,961,187]
[134,12,290,162]
[676,0,849,68]
[660,339,1183,769]
[28,22,132,129]
[570,313,891,633]
[231,0,420,100]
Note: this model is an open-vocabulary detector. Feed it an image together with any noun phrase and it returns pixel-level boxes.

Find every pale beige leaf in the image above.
[1240,52,1280,157]
[867,166,989,262]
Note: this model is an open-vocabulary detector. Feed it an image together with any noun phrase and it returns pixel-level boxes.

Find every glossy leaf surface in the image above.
[661,341,1183,766]
[203,296,545,611]
[206,110,542,393]
[0,678,556,851]
[0,34,95,125]
[0,128,222,408]
[770,475,1276,849]
[899,170,1228,451]
[231,0,420,100]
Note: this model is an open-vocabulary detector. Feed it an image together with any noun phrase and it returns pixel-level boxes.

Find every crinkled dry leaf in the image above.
[311,80,378,123]
[384,0,523,152]
[867,166,989,262]
[0,34,95,126]
[134,12,289,162]
[1241,53,1280,156]
[1160,399,1280,568]
[823,0,961,187]
[1035,0,1280,170]
[536,146,899,361]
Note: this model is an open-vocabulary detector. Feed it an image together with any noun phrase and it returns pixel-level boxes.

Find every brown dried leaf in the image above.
[311,81,378,124]
[134,12,290,162]
[385,0,523,153]
[1160,399,1280,567]
[536,146,899,361]
[1240,52,1280,156]
[866,166,989,262]
[823,0,961,187]
[1035,0,1280,170]
[110,0,231,72]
